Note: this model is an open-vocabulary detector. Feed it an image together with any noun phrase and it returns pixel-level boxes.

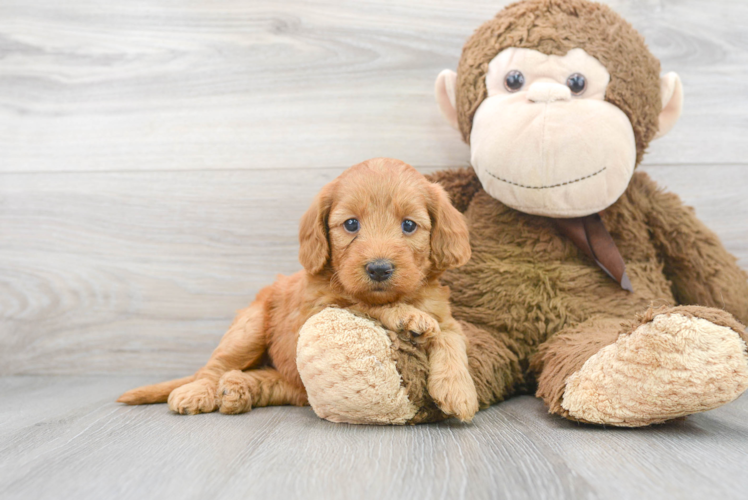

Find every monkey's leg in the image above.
[297,309,522,424]
[532,307,748,427]
[460,321,523,410]
[217,368,308,415]
[167,302,269,415]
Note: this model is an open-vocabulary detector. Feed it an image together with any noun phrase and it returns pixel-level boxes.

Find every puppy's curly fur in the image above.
[118,158,479,421]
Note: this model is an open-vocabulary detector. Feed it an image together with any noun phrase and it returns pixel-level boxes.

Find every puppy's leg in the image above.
[217,368,308,415]
[352,303,478,421]
[427,317,479,422]
[169,302,268,415]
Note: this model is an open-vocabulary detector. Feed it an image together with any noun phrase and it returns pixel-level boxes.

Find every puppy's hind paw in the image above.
[167,379,219,415]
[218,370,254,415]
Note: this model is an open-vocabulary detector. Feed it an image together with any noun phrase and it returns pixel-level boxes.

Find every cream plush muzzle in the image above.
[470,89,636,217]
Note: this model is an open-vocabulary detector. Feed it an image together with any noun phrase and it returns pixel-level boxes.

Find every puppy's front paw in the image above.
[399,311,440,342]
[167,379,218,415]
[428,366,479,423]
[218,370,253,415]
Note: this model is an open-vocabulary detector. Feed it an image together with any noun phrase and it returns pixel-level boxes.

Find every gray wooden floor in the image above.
[2,1,748,499]
[2,376,748,500]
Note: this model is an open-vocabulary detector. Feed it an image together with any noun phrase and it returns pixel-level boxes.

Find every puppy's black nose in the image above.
[365,260,394,282]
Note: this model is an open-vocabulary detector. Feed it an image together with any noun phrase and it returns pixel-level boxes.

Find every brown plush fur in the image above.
[417,0,748,425]
[455,0,661,166]
[531,316,622,420]
[118,158,478,419]
[428,167,748,421]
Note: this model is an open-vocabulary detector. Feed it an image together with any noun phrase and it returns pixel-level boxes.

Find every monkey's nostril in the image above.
[365,260,394,282]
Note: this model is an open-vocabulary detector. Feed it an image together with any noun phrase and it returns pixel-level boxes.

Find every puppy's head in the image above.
[299,158,471,304]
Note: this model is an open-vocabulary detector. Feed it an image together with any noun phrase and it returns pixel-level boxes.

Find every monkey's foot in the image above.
[167,379,219,415]
[562,307,748,427]
[297,307,419,425]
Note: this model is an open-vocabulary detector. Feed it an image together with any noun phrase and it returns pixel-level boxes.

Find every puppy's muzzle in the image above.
[365,259,394,282]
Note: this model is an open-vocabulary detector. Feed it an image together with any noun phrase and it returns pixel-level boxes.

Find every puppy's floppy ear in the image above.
[428,183,471,271]
[299,181,335,275]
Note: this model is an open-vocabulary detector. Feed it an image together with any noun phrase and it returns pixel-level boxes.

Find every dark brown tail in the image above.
[117,375,196,405]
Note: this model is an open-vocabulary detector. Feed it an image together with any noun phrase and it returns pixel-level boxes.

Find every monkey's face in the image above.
[436,47,682,218]
[434,1,684,218]
[468,48,635,217]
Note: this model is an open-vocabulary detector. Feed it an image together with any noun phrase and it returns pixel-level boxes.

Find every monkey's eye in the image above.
[401,220,417,234]
[566,73,587,95]
[343,219,360,233]
[504,70,525,92]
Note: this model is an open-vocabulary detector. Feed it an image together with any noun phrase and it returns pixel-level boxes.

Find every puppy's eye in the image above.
[401,220,417,234]
[566,73,586,95]
[504,70,525,92]
[343,219,359,233]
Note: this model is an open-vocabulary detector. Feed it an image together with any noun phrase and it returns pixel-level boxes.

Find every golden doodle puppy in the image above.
[118,158,479,421]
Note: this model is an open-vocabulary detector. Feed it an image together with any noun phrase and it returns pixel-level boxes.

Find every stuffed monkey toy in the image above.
[296,0,748,426]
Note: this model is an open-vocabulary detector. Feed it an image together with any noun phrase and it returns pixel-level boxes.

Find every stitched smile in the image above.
[486,166,607,190]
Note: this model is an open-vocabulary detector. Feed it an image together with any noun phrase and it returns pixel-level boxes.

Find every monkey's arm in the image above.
[426,167,483,213]
[640,173,748,324]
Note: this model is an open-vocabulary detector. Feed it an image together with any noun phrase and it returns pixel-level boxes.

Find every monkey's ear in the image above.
[299,182,335,275]
[654,72,683,140]
[435,70,459,130]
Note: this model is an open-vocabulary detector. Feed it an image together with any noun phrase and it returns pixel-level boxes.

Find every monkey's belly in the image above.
[443,250,675,359]
[443,178,675,358]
